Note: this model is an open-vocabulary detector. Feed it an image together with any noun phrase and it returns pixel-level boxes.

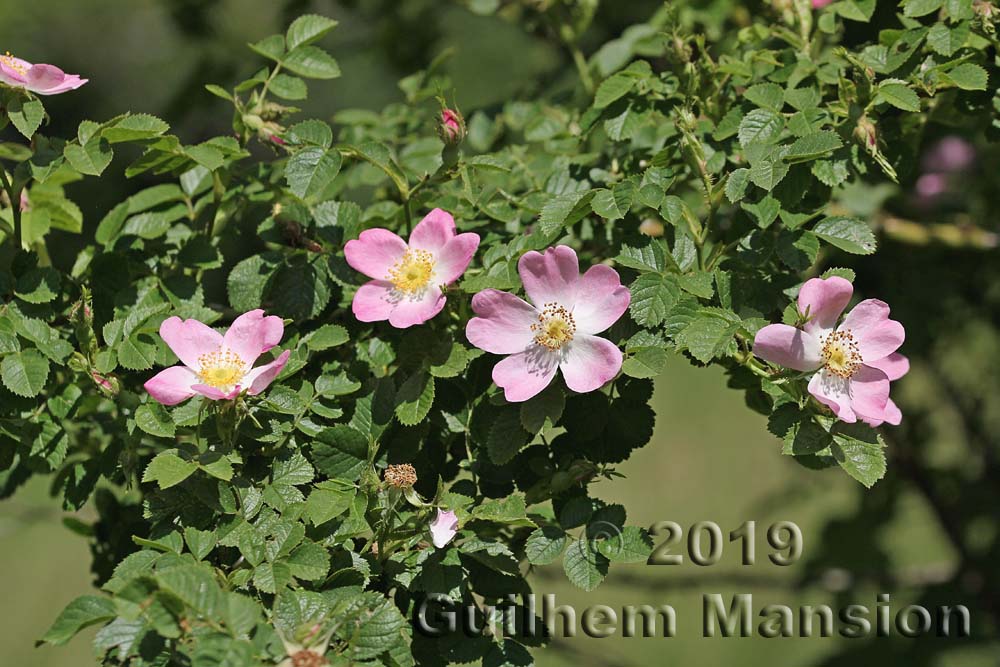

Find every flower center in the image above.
[196,349,246,390]
[1,52,26,76]
[387,249,435,294]
[821,330,861,379]
[531,303,576,351]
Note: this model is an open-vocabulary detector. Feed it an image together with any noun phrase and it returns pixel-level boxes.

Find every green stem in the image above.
[569,44,595,95]
[0,169,21,249]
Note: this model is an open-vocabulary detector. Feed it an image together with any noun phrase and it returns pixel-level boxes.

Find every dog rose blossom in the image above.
[753,276,905,426]
[466,245,630,402]
[345,208,479,328]
[0,51,87,95]
[430,509,458,548]
[144,309,289,405]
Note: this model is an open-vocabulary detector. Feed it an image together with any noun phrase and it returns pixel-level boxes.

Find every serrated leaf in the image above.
[813,216,877,254]
[64,137,113,176]
[487,408,530,464]
[1,349,49,397]
[831,423,886,487]
[117,334,158,370]
[942,62,987,91]
[395,372,434,426]
[676,309,740,363]
[285,147,341,200]
[7,97,45,139]
[596,525,654,563]
[784,131,843,161]
[744,83,784,111]
[286,14,339,50]
[135,402,176,438]
[562,538,608,591]
[622,347,669,379]
[143,451,197,489]
[615,240,666,273]
[102,114,170,143]
[591,180,636,220]
[519,385,565,433]
[738,109,784,147]
[282,46,341,79]
[877,83,921,112]
[306,324,349,351]
[525,526,568,565]
[41,596,116,646]
[629,273,680,327]
[310,426,368,480]
[725,168,751,202]
[538,190,595,236]
[927,21,970,57]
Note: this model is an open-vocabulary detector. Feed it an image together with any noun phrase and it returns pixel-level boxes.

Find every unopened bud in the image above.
[854,115,877,150]
[438,108,466,145]
[92,372,119,398]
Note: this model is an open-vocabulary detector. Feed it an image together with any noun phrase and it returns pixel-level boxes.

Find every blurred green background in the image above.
[2,0,998,665]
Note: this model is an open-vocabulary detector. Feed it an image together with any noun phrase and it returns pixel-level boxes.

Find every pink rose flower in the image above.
[0,51,87,95]
[344,208,479,328]
[753,277,906,426]
[429,509,458,548]
[921,136,975,173]
[466,245,630,402]
[144,309,290,406]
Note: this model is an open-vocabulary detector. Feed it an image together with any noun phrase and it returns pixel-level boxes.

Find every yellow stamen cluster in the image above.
[1,52,26,76]
[821,330,862,378]
[384,463,417,488]
[196,349,246,389]
[387,249,435,295]
[532,303,576,351]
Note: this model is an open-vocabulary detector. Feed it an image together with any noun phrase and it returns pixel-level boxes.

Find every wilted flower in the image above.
[429,509,458,548]
[753,277,906,426]
[344,208,479,328]
[0,51,87,95]
[144,309,289,405]
[384,463,417,489]
[466,245,630,402]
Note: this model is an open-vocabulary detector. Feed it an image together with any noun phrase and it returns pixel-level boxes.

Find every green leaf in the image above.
[744,83,784,111]
[102,114,170,143]
[135,402,176,438]
[622,347,669,378]
[286,14,339,50]
[835,0,877,21]
[876,83,921,112]
[487,407,530,464]
[287,541,330,581]
[813,216,877,254]
[473,494,530,524]
[525,526,568,565]
[831,423,886,487]
[64,137,113,176]
[249,34,286,62]
[184,528,217,561]
[738,109,784,147]
[8,97,45,139]
[942,63,987,91]
[285,147,341,200]
[228,254,278,312]
[306,324,349,351]
[268,74,308,101]
[629,273,680,327]
[272,451,315,487]
[305,482,355,526]
[591,180,636,220]
[927,21,970,57]
[784,131,843,162]
[143,451,198,489]
[748,150,790,191]
[903,0,944,17]
[41,595,116,645]
[519,385,565,433]
[117,334,158,370]
[615,240,666,273]
[676,309,740,363]
[395,372,435,426]
[562,538,608,591]
[282,46,341,79]
[310,426,368,480]
[14,267,61,304]
[725,168,751,203]
[1,349,49,397]
[538,190,595,236]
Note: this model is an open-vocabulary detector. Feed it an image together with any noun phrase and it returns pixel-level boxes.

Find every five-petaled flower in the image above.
[753,276,906,426]
[429,509,458,548]
[466,245,630,402]
[144,310,290,406]
[0,51,87,95]
[344,208,479,328]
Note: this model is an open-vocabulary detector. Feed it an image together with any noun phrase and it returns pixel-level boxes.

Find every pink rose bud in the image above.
[91,372,119,397]
[19,190,30,212]
[0,51,87,95]
[439,108,465,145]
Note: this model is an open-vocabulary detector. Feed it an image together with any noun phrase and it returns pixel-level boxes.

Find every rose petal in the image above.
[797,276,853,335]
[387,288,446,328]
[559,334,623,394]
[518,245,579,309]
[36,75,87,95]
[841,306,904,362]
[466,289,538,354]
[26,64,66,91]
[430,509,459,548]
[571,264,630,335]
[0,55,30,83]
[144,366,198,406]
[244,350,291,395]
[434,232,480,284]
[753,324,823,371]
[352,281,398,323]
[223,309,283,366]
[847,365,891,424]
[492,348,559,402]
[191,384,241,401]
[408,208,456,253]
[344,228,407,280]
[865,352,909,382]
[159,316,223,369]
[808,369,856,422]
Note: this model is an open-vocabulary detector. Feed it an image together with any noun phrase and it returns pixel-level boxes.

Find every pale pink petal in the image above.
[434,232,480,284]
[797,276,852,335]
[559,335,623,394]
[430,509,459,548]
[808,370,855,422]
[351,281,398,323]
[847,366,891,424]
[518,245,579,308]
[144,366,198,406]
[244,350,291,395]
[865,352,909,382]
[0,56,29,84]
[344,229,407,280]
[223,309,283,366]
[466,289,538,354]
[35,75,87,95]
[408,208,456,253]
[839,299,904,361]
[387,288,446,328]
[191,384,241,401]
[26,64,66,91]
[571,264,630,334]
[882,399,902,426]
[492,348,559,402]
[753,324,823,371]
[159,316,223,368]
